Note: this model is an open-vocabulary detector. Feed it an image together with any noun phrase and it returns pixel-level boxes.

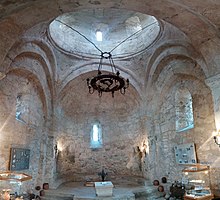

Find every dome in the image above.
[49,9,161,59]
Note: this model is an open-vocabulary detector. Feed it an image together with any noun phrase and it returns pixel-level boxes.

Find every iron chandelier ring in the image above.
[90,74,126,92]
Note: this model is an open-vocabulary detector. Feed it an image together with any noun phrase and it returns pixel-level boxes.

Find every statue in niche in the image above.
[126,141,148,173]
[56,144,76,173]
[126,146,143,172]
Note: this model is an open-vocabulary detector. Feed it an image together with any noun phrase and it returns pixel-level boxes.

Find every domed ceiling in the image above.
[49,9,161,59]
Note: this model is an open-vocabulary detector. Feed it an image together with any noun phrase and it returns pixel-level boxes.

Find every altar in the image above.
[94,181,114,197]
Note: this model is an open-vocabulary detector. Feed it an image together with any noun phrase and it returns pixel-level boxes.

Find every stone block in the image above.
[95,181,113,197]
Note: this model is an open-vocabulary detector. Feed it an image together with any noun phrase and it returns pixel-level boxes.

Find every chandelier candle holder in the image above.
[87,52,129,97]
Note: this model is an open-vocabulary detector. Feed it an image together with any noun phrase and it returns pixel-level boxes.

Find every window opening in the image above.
[92,124,99,142]
[175,87,194,132]
[125,16,142,36]
[96,31,102,41]
[90,122,102,148]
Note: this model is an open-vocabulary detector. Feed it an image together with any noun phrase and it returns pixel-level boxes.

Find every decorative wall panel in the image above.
[9,148,30,171]
[174,143,197,164]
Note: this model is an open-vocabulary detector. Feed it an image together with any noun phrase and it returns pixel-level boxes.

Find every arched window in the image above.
[125,16,142,36]
[175,87,194,132]
[96,30,102,41]
[90,122,102,148]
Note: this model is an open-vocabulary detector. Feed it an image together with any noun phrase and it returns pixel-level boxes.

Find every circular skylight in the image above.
[49,9,161,59]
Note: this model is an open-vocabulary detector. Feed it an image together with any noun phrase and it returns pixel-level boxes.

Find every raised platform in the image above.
[42,180,165,200]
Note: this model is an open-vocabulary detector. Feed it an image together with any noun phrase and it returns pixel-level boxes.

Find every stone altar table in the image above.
[94,181,113,197]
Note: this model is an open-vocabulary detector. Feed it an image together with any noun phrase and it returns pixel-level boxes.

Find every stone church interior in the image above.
[0,0,220,200]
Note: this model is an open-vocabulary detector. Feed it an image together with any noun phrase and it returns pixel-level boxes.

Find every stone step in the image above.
[133,190,165,198]
[74,196,135,200]
[41,189,74,200]
[133,185,165,199]
[41,197,73,200]
[41,182,166,200]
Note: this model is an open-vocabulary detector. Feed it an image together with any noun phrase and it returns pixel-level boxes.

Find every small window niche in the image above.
[96,30,103,42]
[175,87,194,132]
[90,122,102,149]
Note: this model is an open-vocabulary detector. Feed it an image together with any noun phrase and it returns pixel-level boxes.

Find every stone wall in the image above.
[145,77,219,192]
[53,73,147,182]
[0,73,48,192]
[0,0,220,196]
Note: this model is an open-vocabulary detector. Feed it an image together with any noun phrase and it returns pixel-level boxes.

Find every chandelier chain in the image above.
[109,21,157,53]
[55,17,149,97]
[55,19,103,54]
[55,19,157,56]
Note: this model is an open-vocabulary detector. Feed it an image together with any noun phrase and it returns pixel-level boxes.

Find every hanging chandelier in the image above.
[55,18,157,98]
[86,52,129,98]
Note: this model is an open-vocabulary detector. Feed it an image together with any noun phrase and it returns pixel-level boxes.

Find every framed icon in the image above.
[9,148,30,171]
[174,143,197,165]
